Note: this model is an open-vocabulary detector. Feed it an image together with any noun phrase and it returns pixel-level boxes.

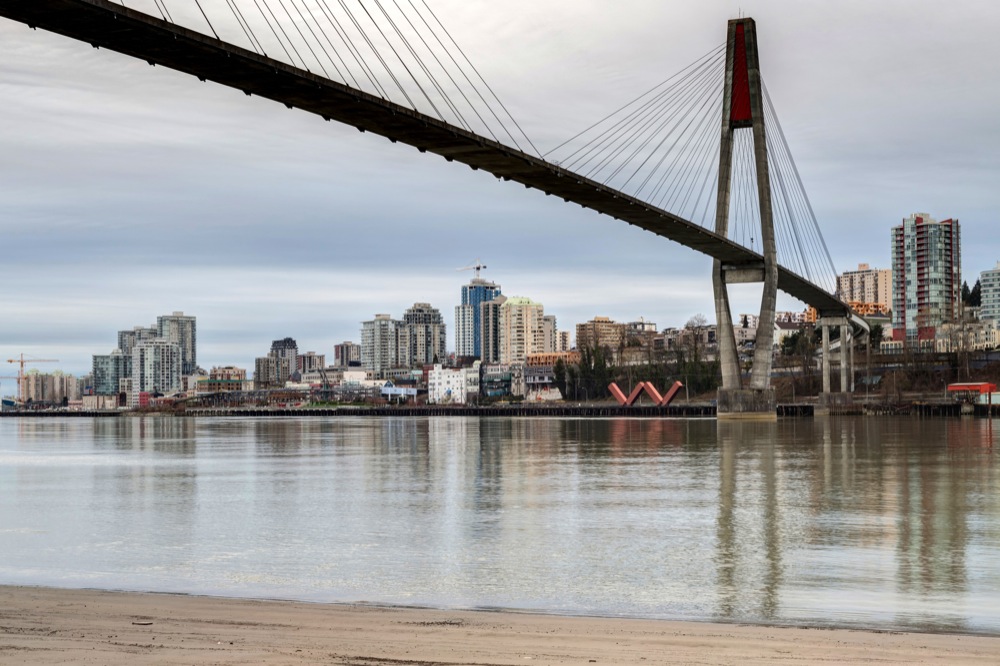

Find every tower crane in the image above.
[457,259,487,280]
[5,354,59,404]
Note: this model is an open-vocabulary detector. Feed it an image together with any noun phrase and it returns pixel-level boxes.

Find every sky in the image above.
[2,0,999,379]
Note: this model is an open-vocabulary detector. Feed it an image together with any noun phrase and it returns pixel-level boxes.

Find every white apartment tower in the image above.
[157,311,197,376]
[836,264,892,308]
[980,262,1000,321]
[361,314,403,374]
[131,338,182,406]
[499,297,546,365]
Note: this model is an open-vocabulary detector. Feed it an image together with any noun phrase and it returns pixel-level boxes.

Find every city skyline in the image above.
[2,1,999,375]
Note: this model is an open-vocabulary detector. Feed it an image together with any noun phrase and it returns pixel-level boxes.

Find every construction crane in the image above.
[5,354,59,404]
[457,259,487,281]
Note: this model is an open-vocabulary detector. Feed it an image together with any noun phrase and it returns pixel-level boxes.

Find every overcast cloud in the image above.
[2,0,999,378]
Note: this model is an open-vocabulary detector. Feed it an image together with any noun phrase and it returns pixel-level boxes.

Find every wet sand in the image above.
[1,585,998,664]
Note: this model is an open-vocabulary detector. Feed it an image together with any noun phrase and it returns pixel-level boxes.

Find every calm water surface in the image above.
[1,416,999,633]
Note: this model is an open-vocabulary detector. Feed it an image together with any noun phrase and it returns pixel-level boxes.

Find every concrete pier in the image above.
[717,388,777,420]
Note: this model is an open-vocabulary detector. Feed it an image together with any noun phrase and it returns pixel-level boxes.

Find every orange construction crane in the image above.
[5,354,59,403]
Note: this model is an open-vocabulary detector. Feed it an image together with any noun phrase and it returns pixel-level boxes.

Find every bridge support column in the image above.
[839,324,849,397]
[817,316,854,416]
[712,17,776,421]
[821,324,831,394]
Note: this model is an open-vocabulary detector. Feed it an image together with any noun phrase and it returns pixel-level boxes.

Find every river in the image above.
[1,415,998,633]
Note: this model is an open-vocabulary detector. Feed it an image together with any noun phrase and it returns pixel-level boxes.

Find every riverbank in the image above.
[4,400,1000,418]
[2,586,998,664]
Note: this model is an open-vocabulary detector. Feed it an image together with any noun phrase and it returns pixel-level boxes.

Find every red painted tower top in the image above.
[729,22,753,126]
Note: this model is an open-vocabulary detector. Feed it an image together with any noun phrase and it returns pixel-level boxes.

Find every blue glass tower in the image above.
[455,278,501,358]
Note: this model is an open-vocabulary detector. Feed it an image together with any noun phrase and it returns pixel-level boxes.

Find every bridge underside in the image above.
[0,0,849,316]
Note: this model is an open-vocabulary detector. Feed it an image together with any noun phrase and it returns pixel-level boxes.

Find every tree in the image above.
[962,280,971,305]
[971,279,982,308]
[870,323,884,348]
[781,330,803,357]
[553,358,567,398]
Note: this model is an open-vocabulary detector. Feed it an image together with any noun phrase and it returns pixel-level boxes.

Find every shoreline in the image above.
[3,585,999,664]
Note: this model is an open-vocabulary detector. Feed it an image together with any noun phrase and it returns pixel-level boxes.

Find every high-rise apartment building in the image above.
[836,263,892,310]
[479,295,507,364]
[362,314,403,375]
[980,262,1000,322]
[92,349,127,396]
[556,330,571,352]
[891,213,961,341]
[269,337,298,378]
[576,316,628,352]
[541,315,558,354]
[157,312,197,376]
[297,352,326,374]
[455,278,501,358]
[131,338,182,405]
[401,302,447,367]
[23,371,81,404]
[333,341,362,367]
[117,325,157,378]
[499,296,546,365]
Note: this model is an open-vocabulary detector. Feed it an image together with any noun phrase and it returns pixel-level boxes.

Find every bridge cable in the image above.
[270,0,325,74]
[373,0,467,128]
[766,115,811,280]
[608,57,721,184]
[391,0,491,134]
[353,1,443,118]
[544,43,724,158]
[290,0,352,82]
[223,0,265,55]
[292,0,358,83]
[193,0,221,40]
[413,0,541,156]
[571,54,722,181]
[558,49,721,173]
[285,0,337,73]
[671,88,724,220]
[386,0,492,136]
[151,0,170,22]
[401,0,515,143]
[297,0,364,90]
[250,0,299,66]
[763,80,836,289]
[615,58,722,191]
[157,0,173,23]
[568,55,719,179]
[649,83,720,213]
[256,0,308,69]
[266,0,317,71]
[393,0,518,146]
[640,65,722,206]
[315,0,389,97]
[762,80,836,288]
[737,129,758,252]
[334,0,418,109]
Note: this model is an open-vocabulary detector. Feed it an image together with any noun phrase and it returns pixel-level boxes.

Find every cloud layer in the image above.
[1,1,998,376]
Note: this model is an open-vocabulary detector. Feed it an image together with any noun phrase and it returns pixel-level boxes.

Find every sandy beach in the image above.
[1,586,998,665]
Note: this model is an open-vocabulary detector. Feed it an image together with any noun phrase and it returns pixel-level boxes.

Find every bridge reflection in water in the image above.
[1,415,998,631]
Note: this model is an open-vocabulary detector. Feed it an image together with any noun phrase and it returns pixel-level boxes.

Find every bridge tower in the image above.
[712,18,778,419]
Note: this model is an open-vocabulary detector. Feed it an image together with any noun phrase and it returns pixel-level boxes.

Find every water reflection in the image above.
[0,415,998,633]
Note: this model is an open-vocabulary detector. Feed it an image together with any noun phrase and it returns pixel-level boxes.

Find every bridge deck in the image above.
[0,0,848,315]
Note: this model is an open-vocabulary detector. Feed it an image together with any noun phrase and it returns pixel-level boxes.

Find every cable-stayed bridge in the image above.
[0,0,863,415]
